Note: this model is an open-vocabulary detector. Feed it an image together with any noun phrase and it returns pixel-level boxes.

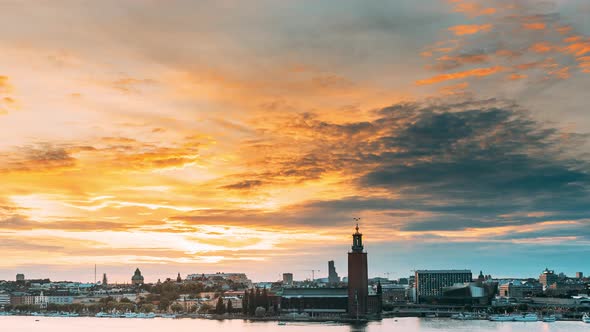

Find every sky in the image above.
[1,0,590,283]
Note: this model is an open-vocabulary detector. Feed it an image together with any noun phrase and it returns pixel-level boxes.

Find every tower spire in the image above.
[351,218,363,252]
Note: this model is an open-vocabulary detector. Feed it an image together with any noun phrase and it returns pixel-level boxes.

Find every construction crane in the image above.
[302,269,320,281]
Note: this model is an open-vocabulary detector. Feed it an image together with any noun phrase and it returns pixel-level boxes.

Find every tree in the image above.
[242,290,249,315]
[170,303,184,313]
[255,288,261,308]
[198,303,212,314]
[255,306,266,317]
[216,297,226,315]
[249,289,256,316]
[227,299,233,314]
[262,288,269,310]
[140,304,155,313]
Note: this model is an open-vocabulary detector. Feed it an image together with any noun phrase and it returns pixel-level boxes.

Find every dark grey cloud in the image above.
[212,99,590,238]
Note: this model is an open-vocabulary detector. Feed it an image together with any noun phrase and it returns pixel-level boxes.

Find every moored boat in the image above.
[513,313,538,322]
[542,315,556,322]
[489,314,514,322]
[583,313,590,323]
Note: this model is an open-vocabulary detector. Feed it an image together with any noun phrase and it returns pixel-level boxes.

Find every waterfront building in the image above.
[414,270,472,303]
[381,284,409,303]
[131,268,144,285]
[328,260,340,284]
[498,280,543,298]
[47,295,74,305]
[539,268,558,289]
[281,288,348,316]
[10,293,26,305]
[282,273,293,286]
[0,292,10,306]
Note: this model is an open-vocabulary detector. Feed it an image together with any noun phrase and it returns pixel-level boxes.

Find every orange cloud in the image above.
[564,41,590,57]
[556,25,573,35]
[447,1,497,17]
[522,22,546,30]
[508,73,527,81]
[448,24,493,36]
[416,66,504,85]
[529,42,553,54]
[0,75,12,93]
[564,36,584,43]
[577,56,590,73]
[438,82,470,95]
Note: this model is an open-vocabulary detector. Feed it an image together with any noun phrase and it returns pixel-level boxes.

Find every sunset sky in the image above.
[1,0,590,283]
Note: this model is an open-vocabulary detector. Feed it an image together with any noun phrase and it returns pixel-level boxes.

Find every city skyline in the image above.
[1,0,590,282]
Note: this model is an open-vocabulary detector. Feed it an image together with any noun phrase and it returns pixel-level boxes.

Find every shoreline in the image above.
[1,313,586,323]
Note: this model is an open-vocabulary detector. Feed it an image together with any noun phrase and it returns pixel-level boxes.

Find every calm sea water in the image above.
[1,316,588,331]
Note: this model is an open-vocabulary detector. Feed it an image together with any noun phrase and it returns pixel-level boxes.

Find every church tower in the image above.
[348,223,368,317]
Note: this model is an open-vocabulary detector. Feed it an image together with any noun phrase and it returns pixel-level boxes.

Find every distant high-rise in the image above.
[282,273,293,285]
[16,273,25,282]
[576,272,584,279]
[348,224,368,316]
[102,273,108,288]
[328,260,340,284]
[131,268,144,285]
[177,273,182,283]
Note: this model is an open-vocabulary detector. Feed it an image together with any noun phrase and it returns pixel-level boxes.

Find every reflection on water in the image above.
[0,316,588,332]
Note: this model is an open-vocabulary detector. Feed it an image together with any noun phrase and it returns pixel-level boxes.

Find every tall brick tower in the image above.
[348,224,368,318]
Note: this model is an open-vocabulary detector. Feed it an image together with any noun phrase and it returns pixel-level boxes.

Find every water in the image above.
[0,316,588,331]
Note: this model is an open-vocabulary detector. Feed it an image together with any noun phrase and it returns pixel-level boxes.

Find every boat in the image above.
[137,312,155,319]
[161,314,176,319]
[583,313,590,323]
[542,315,556,322]
[95,312,111,318]
[489,314,514,322]
[451,312,474,320]
[513,313,538,322]
[124,312,138,318]
[278,321,286,326]
[425,313,437,318]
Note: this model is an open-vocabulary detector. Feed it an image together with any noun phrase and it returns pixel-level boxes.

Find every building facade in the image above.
[414,270,472,303]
